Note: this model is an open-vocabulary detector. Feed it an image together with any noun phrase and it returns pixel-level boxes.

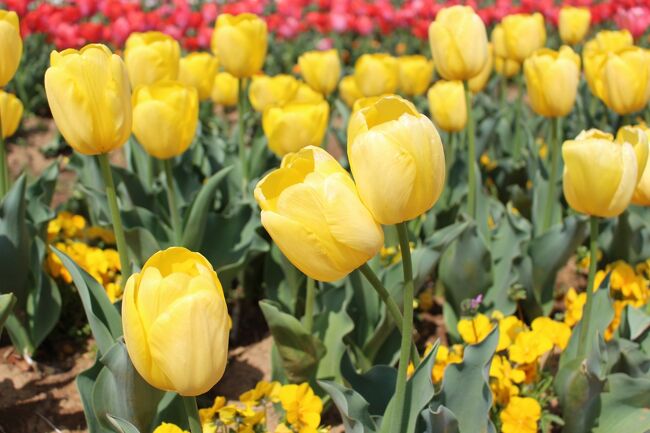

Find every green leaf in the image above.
[259,300,326,383]
[0,175,30,304]
[53,247,122,356]
[593,374,650,433]
[107,416,141,433]
[319,380,378,433]
[340,351,396,416]
[0,293,16,335]
[617,306,650,342]
[77,357,112,433]
[26,162,58,227]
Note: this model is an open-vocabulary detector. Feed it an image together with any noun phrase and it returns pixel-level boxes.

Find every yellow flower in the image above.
[199,396,226,425]
[489,355,525,405]
[153,422,189,433]
[559,6,591,45]
[298,49,341,96]
[275,424,293,433]
[427,80,466,132]
[562,129,640,217]
[132,81,198,160]
[531,317,571,350]
[45,44,132,155]
[249,74,299,112]
[178,52,219,100]
[564,287,586,327]
[495,56,521,78]
[616,125,649,185]
[279,383,323,432]
[124,31,180,88]
[347,95,446,224]
[495,314,525,351]
[254,146,384,282]
[432,344,463,382]
[508,330,553,364]
[262,101,329,156]
[492,24,521,78]
[500,397,541,433]
[428,5,489,80]
[339,75,363,107]
[468,44,493,93]
[523,46,581,118]
[240,380,280,404]
[0,10,22,87]
[211,13,267,78]
[583,30,633,91]
[480,152,497,171]
[417,288,435,311]
[626,125,650,205]
[211,72,239,107]
[397,55,434,96]
[501,13,547,62]
[291,82,325,104]
[353,53,399,97]
[458,313,493,345]
[122,247,230,396]
[0,91,22,138]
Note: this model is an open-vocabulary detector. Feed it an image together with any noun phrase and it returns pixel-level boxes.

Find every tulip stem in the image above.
[163,159,183,245]
[182,396,202,433]
[237,78,248,195]
[303,276,316,333]
[542,117,562,232]
[513,75,524,159]
[577,217,599,360]
[0,133,8,198]
[358,263,420,366]
[97,154,131,287]
[464,81,477,219]
[391,222,416,433]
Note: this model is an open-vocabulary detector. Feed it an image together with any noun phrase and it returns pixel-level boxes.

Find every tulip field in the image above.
[4,0,650,432]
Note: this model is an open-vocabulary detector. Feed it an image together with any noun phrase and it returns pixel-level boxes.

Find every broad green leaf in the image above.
[0,293,16,335]
[319,380,377,433]
[593,374,650,433]
[340,351,396,416]
[77,357,112,433]
[107,416,141,433]
[26,162,58,226]
[0,175,30,304]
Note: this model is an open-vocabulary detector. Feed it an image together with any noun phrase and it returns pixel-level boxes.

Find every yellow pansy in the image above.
[457,313,493,345]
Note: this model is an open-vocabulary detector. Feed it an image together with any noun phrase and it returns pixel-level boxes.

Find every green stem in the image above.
[163,159,182,245]
[182,396,202,433]
[500,75,507,108]
[513,75,524,159]
[464,81,477,219]
[0,132,7,198]
[237,78,248,195]
[390,222,416,433]
[542,117,562,232]
[303,276,316,333]
[358,263,421,366]
[97,154,131,286]
[577,217,599,359]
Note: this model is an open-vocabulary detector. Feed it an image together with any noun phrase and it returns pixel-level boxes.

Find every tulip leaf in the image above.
[106,416,141,433]
[182,166,232,250]
[263,244,304,315]
[593,374,650,433]
[318,380,378,433]
[617,306,650,342]
[430,328,498,433]
[601,209,650,264]
[25,161,58,226]
[77,357,113,433]
[124,137,155,195]
[53,247,122,356]
[428,405,460,433]
[0,293,16,335]
[340,351,397,416]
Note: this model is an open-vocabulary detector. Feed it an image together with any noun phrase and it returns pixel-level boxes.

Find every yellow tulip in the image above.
[132,81,198,160]
[427,80,467,132]
[124,31,180,88]
[339,75,363,107]
[352,96,382,116]
[262,101,329,156]
[428,5,488,81]
[492,24,520,78]
[0,10,22,87]
[122,247,229,396]
[468,44,493,93]
[616,125,649,185]
[211,13,267,78]
[249,74,299,112]
[347,95,446,224]
[178,52,219,100]
[45,44,132,155]
[590,47,650,115]
[559,6,591,45]
[0,91,23,138]
[397,55,435,96]
[501,13,546,62]
[254,146,384,281]
[354,53,399,97]
[298,49,341,95]
[495,56,521,78]
[583,30,634,95]
[524,46,581,117]
[627,125,650,205]
[563,129,639,217]
[211,72,239,106]
[291,82,325,104]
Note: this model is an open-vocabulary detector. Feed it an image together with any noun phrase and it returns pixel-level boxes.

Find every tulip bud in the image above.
[45,44,132,155]
[211,13,267,78]
[211,72,239,107]
[124,32,180,88]
[583,30,634,95]
[396,55,435,96]
[122,247,229,396]
[298,49,341,96]
[559,6,591,45]
[132,81,198,160]
[339,75,363,107]
[354,54,399,97]
[524,46,581,117]
[348,95,446,224]
[254,146,384,281]
[262,101,329,156]
[0,10,22,87]
[563,129,638,218]
[468,44,493,93]
[427,80,467,132]
[0,91,23,138]
[623,126,650,205]
[291,82,325,104]
[249,75,299,112]
[428,5,488,81]
[501,13,547,62]
[178,52,219,100]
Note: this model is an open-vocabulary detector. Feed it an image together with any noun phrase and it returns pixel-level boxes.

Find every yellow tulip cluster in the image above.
[0,10,24,141]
